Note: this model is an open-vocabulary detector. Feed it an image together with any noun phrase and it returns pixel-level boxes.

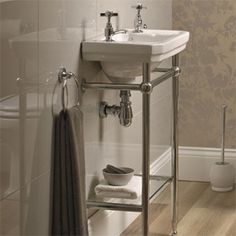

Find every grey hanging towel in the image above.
[51,106,88,236]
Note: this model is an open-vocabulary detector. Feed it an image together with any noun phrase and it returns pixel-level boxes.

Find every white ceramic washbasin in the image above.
[82,29,189,82]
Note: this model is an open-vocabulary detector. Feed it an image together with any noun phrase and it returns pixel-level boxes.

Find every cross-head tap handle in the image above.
[100,11,118,20]
[131,3,147,10]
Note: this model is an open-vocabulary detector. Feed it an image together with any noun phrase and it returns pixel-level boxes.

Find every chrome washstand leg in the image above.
[171,54,180,236]
[142,63,151,236]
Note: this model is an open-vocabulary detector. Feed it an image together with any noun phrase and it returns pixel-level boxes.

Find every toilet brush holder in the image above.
[210,162,234,192]
[210,105,235,192]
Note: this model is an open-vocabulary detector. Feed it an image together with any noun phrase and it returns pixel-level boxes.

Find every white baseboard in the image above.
[179,146,236,182]
[88,146,236,236]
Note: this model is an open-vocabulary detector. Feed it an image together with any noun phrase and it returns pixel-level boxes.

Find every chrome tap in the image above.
[99,90,133,127]
[100,11,118,41]
[132,3,147,33]
[113,29,128,35]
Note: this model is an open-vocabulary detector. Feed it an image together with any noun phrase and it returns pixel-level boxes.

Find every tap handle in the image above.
[100,11,118,18]
[131,3,147,10]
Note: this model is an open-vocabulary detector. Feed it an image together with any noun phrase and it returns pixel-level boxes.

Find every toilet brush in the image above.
[210,105,235,192]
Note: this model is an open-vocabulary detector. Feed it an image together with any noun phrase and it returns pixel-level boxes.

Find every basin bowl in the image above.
[101,61,159,82]
[82,29,189,82]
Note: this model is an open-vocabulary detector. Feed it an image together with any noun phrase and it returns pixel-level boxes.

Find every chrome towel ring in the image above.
[52,67,80,115]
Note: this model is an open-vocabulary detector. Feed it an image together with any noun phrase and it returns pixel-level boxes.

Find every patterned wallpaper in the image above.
[173,0,236,148]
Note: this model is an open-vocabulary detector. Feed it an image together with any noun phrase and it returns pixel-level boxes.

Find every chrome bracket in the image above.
[173,66,181,78]
[99,101,120,118]
[81,79,86,93]
[140,82,153,94]
[58,67,76,84]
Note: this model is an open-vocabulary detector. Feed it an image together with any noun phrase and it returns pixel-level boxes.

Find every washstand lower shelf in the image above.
[86,175,172,212]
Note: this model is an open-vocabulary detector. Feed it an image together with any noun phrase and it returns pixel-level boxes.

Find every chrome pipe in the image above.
[150,69,175,88]
[99,90,133,127]
[142,63,151,236]
[171,54,180,236]
[82,81,141,91]
[86,201,142,212]
[152,68,173,73]
[135,174,172,182]
[82,69,175,92]
[119,90,133,127]
[149,178,172,200]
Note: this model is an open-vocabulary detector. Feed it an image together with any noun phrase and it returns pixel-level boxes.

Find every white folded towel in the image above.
[95,176,142,199]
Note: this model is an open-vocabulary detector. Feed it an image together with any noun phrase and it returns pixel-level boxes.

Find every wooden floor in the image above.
[121,181,236,236]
